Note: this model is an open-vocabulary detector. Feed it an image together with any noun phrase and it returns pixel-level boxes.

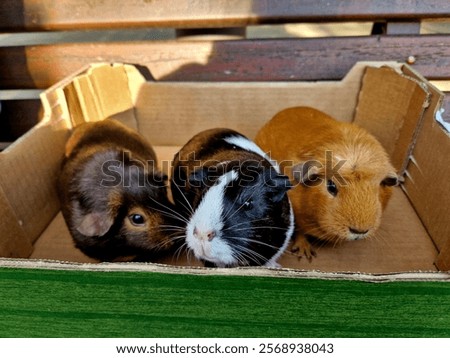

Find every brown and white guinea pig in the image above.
[170,128,294,268]
[254,106,400,259]
[58,119,182,262]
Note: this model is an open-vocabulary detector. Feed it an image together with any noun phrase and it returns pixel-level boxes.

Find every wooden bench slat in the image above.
[1,35,449,89]
[1,0,450,31]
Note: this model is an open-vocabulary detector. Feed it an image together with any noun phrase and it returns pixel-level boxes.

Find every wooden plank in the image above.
[0,0,449,31]
[1,35,449,89]
[0,29,175,47]
[386,21,421,35]
[0,89,41,100]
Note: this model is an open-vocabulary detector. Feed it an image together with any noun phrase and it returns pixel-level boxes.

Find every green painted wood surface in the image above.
[0,268,448,337]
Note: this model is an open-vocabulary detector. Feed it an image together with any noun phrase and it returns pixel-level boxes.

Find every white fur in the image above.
[224,135,281,173]
[186,170,238,266]
[348,231,370,241]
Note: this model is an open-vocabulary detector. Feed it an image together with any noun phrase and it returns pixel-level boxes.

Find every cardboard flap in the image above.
[0,186,33,258]
[399,67,449,270]
[354,66,430,173]
[41,63,145,128]
[81,64,137,121]
[0,120,69,246]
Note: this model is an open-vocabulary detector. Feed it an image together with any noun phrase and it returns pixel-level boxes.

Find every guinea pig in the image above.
[254,106,400,260]
[58,119,182,261]
[170,128,294,268]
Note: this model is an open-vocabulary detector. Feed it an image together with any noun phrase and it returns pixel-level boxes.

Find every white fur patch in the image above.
[186,170,238,266]
[224,135,281,173]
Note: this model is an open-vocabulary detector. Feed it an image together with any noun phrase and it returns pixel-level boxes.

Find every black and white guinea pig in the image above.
[171,128,294,268]
[58,119,181,261]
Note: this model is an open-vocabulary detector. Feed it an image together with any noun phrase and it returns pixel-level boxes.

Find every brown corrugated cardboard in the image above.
[353,66,430,172]
[133,65,365,146]
[0,121,69,248]
[0,61,448,277]
[0,187,33,257]
[400,67,450,268]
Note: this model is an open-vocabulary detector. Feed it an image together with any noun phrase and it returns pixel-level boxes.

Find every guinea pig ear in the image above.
[73,191,121,237]
[76,211,114,237]
[265,168,292,203]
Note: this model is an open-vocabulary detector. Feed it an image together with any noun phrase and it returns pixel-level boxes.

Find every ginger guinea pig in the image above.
[171,128,294,268]
[254,106,400,259]
[58,119,181,261]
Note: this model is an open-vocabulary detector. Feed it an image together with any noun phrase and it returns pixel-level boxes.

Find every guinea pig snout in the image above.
[193,226,217,242]
[348,226,370,240]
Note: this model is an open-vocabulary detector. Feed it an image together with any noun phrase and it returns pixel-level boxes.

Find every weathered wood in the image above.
[386,21,421,35]
[0,0,449,31]
[1,35,449,90]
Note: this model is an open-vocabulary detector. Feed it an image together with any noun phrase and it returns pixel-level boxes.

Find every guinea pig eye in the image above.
[129,213,145,226]
[326,179,338,197]
[242,199,254,211]
[381,176,399,187]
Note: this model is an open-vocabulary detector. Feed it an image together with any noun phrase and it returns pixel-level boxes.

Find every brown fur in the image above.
[255,106,399,259]
[59,119,179,261]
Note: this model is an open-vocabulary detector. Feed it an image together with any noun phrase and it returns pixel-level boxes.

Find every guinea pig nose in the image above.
[193,227,216,241]
[349,227,369,235]
[206,230,216,241]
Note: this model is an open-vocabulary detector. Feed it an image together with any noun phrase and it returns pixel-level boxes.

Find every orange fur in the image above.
[255,106,398,260]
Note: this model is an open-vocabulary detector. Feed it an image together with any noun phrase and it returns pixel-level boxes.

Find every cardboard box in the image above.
[0,62,449,280]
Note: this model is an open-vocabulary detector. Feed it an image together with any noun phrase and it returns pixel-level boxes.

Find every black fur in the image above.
[171,128,293,267]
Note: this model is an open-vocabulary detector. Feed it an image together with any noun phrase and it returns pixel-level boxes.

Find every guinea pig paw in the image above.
[291,238,316,262]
